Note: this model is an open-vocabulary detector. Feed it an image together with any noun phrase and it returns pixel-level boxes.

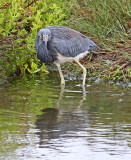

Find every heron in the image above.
[35,25,98,86]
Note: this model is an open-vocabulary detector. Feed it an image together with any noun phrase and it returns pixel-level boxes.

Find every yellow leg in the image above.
[74,59,87,87]
[54,62,65,85]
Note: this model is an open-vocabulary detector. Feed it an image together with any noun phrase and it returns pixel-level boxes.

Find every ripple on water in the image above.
[0,78,131,160]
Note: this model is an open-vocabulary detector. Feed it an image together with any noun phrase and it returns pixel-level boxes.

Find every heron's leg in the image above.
[74,59,87,86]
[54,62,65,85]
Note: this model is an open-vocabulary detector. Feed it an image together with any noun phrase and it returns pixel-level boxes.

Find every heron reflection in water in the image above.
[35,85,87,146]
[35,26,98,86]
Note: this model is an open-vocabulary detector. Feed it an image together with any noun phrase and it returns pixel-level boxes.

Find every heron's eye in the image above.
[42,34,44,37]
[48,34,50,37]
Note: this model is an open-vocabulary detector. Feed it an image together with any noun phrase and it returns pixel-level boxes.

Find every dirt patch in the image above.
[80,40,131,82]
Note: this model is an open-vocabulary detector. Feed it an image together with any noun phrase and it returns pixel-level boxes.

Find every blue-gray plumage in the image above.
[35,25,98,86]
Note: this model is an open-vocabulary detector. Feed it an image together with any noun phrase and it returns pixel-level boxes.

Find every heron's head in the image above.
[39,29,51,44]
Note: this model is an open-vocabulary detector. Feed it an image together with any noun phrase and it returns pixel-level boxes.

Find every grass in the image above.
[68,0,130,47]
[64,0,131,85]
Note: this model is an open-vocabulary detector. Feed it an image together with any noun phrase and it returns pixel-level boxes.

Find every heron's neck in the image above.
[37,41,49,64]
[44,41,48,53]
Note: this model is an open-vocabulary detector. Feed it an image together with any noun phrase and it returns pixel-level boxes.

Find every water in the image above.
[0,72,131,160]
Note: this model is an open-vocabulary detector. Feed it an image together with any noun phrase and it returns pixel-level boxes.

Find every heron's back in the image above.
[46,26,98,58]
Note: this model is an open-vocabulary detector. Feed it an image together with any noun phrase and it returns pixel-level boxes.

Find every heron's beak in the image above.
[42,34,48,45]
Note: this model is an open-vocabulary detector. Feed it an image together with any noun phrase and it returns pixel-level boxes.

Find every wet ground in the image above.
[0,72,131,160]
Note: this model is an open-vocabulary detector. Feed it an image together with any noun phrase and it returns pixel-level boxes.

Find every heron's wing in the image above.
[46,26,98,57]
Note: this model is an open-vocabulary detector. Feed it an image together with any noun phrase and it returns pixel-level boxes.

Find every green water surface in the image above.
[0,73,131,160]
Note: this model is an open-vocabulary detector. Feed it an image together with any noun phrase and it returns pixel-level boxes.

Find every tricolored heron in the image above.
[35,25,98,86]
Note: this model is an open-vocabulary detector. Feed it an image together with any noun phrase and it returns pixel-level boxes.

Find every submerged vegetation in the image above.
[0,0,130,85]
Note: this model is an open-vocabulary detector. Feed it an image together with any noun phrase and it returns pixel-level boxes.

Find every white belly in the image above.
[55,51,89,64]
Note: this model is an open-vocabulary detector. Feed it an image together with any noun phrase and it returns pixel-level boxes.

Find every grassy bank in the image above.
[69,0,130,46]
[0,0,130,85]
[67,0,130,84]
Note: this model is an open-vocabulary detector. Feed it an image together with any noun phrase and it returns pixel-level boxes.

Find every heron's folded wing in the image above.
[50,36,97,57]
[46,26,98,57]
